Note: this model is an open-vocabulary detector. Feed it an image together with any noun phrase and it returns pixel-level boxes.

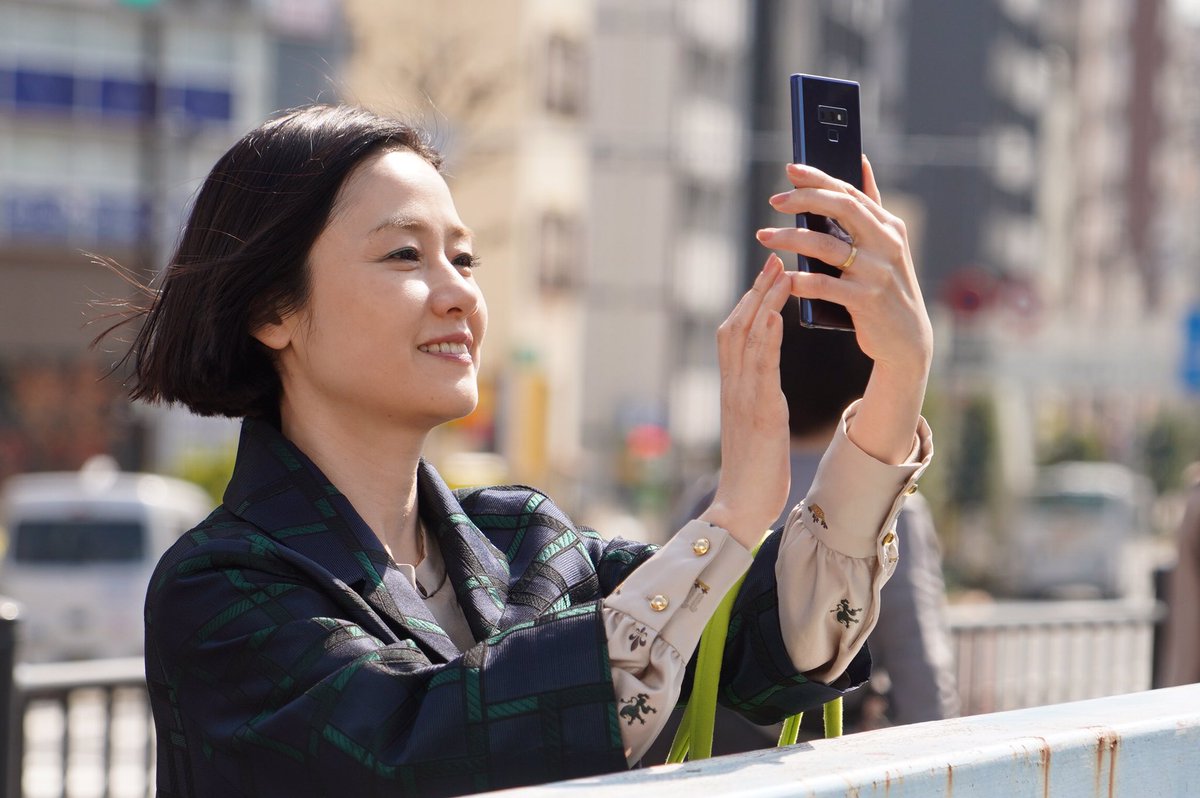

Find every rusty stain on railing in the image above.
[1094,727,1120,798]
[1035,736,1051,798]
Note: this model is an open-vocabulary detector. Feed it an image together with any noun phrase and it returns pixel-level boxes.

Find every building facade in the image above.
[0,0,342,481]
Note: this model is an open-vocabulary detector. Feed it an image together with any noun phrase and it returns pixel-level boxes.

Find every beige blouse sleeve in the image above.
[776,399,934,682]
[603,521,753,765]
[602,400,933,765]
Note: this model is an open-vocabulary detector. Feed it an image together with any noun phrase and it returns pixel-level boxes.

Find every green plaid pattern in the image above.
[146,420,869,797]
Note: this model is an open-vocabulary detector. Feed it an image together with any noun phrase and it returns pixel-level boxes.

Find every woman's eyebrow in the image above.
[368,214,474,244]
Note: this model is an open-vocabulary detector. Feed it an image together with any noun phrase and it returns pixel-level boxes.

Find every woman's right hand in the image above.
[698,253,796,551]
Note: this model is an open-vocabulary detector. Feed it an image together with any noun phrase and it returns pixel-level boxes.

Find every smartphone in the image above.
[789,73,863,330]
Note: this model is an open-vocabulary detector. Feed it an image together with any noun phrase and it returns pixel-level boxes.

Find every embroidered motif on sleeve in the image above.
[808,503,829,529]
[628,625,648,651]
[831,599,862,628]
[618,693,657,725]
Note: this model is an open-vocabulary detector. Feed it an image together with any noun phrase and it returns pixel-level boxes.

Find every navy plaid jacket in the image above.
[145,419,870,797]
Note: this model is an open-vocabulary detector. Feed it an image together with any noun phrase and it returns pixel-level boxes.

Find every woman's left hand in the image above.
[756,157,933,464]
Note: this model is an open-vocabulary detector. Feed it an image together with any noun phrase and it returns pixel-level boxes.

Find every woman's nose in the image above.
[430,259,481,318]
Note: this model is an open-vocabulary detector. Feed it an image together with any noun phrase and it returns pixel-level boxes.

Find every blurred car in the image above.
[1000,461,1156,599]
[0,456,211,662]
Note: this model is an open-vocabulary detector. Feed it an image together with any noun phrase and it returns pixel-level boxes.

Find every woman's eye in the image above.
[453,253,481,270]
[387,247,421,262]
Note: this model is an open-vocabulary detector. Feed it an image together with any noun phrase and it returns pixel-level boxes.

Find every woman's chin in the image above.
[438,388,480,425]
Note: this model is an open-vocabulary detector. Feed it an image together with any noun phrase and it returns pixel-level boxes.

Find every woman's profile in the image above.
[107,104,934,797]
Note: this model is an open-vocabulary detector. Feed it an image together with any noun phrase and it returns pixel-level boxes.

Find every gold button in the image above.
[649,594,669,612]
[692,538,711,556]
[905,482,919,496]
[882,531,896,546]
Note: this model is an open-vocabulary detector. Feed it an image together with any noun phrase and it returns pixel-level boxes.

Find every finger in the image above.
[745,266,791,374]
[781,163,890,226]
[756,227,859,273]
[767,187,876,242]
[719,254,783,371]
[862,155,882,205]
[787,269,860,311]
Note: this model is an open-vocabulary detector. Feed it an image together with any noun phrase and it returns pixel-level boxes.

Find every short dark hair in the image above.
[779,297,875,436]
[105,105,442,419]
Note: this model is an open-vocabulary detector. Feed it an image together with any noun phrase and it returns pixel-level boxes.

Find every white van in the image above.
[1001,461,1157,599]
[0,456,212,662]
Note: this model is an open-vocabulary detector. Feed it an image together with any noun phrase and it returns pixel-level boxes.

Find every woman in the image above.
[121,105,932,797]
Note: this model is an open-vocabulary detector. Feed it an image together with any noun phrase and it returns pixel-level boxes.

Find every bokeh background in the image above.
[2,0,1200,601]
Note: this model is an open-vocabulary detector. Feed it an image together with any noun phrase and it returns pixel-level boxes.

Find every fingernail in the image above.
[769,192,789,205]
[786,163,805,173]
[756,228,777,241]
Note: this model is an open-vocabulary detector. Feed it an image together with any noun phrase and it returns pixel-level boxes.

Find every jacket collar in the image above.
[416,459,510,640]
[222,419,508,661]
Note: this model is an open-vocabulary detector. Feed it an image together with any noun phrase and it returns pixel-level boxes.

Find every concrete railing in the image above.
[485,684,1200,797]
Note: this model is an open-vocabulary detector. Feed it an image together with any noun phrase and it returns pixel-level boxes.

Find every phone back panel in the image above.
[790,74,862,330]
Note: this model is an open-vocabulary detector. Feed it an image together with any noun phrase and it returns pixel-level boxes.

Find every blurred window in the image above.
[3,192,69,241]
[14,68,74,112]
[98,76,155,119]
[544,34,585,117]
[12,520,146,564]
[95,193,150,244]
[1031,494,1111,513]
[682,44,733,100]
[539,211,581,292]
[169,85,233,123]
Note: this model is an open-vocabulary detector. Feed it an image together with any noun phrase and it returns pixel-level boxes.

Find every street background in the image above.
[0,0,1198,637]
[3,1,1200,795]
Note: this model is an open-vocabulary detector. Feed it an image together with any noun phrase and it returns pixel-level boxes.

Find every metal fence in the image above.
[0,598,1167,797]
[945,598,1165,716]
[12,659,151,798]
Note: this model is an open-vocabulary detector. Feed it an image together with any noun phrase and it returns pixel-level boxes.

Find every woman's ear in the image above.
[250,311,296,352]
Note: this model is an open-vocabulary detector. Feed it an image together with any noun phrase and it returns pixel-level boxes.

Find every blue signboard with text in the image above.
[1183,306,1200,393]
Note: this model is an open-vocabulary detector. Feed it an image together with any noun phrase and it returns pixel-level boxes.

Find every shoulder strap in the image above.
[665,532,842,763]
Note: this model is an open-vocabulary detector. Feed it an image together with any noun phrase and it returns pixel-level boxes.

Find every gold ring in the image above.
[837,245,858,272]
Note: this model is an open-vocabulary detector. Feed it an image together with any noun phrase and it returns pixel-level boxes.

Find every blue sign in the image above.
[0,67,233,125]
[1182,306,1200,393]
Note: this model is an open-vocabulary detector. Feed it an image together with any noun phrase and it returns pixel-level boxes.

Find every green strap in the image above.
[666,532,846,763]
[777,712,803,747]
[665,537,753,763]
[824,696,843,738]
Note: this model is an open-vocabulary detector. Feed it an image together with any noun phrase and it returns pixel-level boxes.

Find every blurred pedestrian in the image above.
[98,104,934,796]
[1160,465,1200,686]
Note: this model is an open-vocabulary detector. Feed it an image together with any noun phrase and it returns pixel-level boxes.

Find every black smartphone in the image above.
[789,73,863,330]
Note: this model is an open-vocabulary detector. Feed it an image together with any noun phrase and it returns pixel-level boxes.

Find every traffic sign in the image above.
[1181,306,1200,393]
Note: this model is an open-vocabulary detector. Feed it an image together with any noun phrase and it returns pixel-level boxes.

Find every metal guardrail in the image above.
[945,598,1164,716]
[12,658,151,798]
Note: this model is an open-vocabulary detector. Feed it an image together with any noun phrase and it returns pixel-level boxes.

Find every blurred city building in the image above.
[1,0,1198,559]
[0,0,342,482]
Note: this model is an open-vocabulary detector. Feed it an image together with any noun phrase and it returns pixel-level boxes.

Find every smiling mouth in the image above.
[419,342,470,356]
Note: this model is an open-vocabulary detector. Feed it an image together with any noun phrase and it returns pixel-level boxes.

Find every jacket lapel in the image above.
[417,460,511,641]
[222,420,459,663]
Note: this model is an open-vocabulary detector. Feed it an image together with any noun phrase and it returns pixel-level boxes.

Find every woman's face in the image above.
[261,148,487,432]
